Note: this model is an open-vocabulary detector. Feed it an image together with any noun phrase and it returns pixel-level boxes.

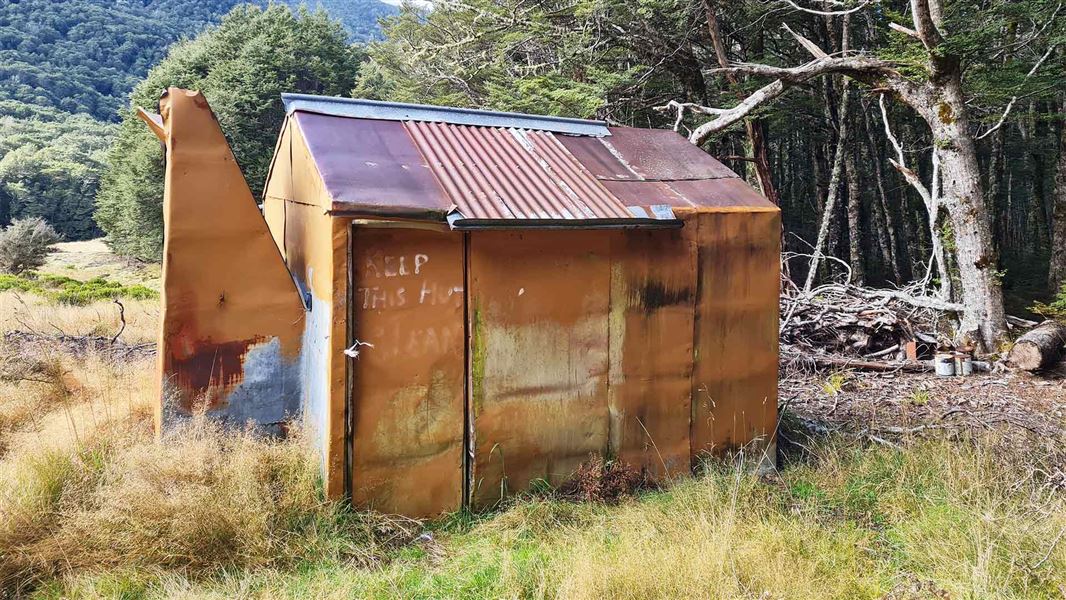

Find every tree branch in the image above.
[781,0,871,16]
[661,56,896,145]
[976,43,1058,140]
[910,0,944,49]
[782,23,828,58]
[888,22,920,39]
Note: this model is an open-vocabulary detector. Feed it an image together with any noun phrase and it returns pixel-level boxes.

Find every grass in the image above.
[0,244,1063,599]
[12,437,1061,599]
[2,342,1062,599]
[40,240,160,290]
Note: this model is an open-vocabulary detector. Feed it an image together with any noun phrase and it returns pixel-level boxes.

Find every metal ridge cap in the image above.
[282,93,611,137]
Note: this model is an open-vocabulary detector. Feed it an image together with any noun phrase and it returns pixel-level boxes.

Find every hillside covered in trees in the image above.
[0,0,392,239]
[97,5,363,259]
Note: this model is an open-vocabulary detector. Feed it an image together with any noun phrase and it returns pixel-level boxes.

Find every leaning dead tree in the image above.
[662,0,1017,351]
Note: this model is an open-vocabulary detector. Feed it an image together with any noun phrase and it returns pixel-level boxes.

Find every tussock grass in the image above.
[34,438,1062,600]
[0,290,158,344]
[0,341,407,598]
[0,285,1062,598]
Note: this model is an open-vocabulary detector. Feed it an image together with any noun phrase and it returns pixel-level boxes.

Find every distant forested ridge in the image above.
[0,0,393,241]
[0,0,394,121]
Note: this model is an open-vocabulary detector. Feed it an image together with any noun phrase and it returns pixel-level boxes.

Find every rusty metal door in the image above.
[466,231,612,508]
[348,226,466,516]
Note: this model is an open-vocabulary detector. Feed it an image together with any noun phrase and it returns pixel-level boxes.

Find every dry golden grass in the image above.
[0,291,158,345]
[0,345,393,598]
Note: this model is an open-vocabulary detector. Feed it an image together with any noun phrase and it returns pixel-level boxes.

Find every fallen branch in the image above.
[784,349,931,373]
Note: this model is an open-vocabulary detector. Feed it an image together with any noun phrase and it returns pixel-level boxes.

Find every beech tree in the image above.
[663,0,1060,350]
[95,5,362,260]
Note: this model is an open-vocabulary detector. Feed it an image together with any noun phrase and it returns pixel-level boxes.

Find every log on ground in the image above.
[1008,320,1066,371]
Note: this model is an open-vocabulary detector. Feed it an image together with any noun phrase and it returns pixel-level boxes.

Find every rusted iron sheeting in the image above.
[345,213,779,513]
[294,112,453,219]
[406,122,633,221]
[147,88,305,429]
[667,177,776,209]
[467,231,613,508]
[271,116,351,498]
[557,129,736,182]
[689,209,780,460]
[608,228,697,480]
[599,180,693,208]
[349,227,465,516]
[285,95,771,222]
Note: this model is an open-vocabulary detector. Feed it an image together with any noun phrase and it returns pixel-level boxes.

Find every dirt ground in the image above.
[781,356,1066,486]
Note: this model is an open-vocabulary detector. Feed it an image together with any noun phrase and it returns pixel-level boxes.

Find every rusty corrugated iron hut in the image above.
[143,88,780,517]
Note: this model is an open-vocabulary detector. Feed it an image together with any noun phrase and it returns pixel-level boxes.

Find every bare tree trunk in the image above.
[844,141,865,285]
[1050,96,1066,292]
[660,0,1010,348]
[861,105,902,282]
[930,77,1008,349]
[702,0,779,205]
[805,82,852,290]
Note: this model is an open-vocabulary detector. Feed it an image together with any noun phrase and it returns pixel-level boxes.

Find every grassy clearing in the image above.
[1,341,1062,600]
[39,240,159,290]
[0,249,1063,599]
[0,272,156,306]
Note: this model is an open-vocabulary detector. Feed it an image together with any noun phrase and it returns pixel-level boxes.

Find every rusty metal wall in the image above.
[467,230,612,508]
[688,209,781,460]
[271,117,350,498]
[342,217,779,513]
[149,89,305,430]
[607,228,697,480]
[348,227,466,516]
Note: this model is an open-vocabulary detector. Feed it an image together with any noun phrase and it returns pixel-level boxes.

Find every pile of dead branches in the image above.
[780,276,947,361]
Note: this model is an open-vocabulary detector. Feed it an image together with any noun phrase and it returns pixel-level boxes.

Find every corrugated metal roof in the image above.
[279,95,775,227]
[296,113,452,219]
[407,122,632,221]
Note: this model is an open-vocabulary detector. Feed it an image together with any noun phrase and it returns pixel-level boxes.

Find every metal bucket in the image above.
[935,353,956,377]
[955,352,974,376]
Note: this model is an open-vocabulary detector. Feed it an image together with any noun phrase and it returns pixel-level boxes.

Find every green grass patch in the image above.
[12,437,1066,599]
[0,272,157,305]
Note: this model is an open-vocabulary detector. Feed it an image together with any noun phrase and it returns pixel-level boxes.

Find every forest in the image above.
[0,0,393,239]
[353,0,1066,350]
[2,0,1064,347]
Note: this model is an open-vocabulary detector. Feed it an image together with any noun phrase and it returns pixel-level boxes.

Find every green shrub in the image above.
[0,272,157,305]
[0,217,60,274]
[1031,283,1066,321]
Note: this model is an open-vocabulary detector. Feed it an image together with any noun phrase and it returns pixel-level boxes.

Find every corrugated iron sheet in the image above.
[349,227,466,516]
[296,112,453,219]
[281,95,775,226]
[406,122,634,221]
